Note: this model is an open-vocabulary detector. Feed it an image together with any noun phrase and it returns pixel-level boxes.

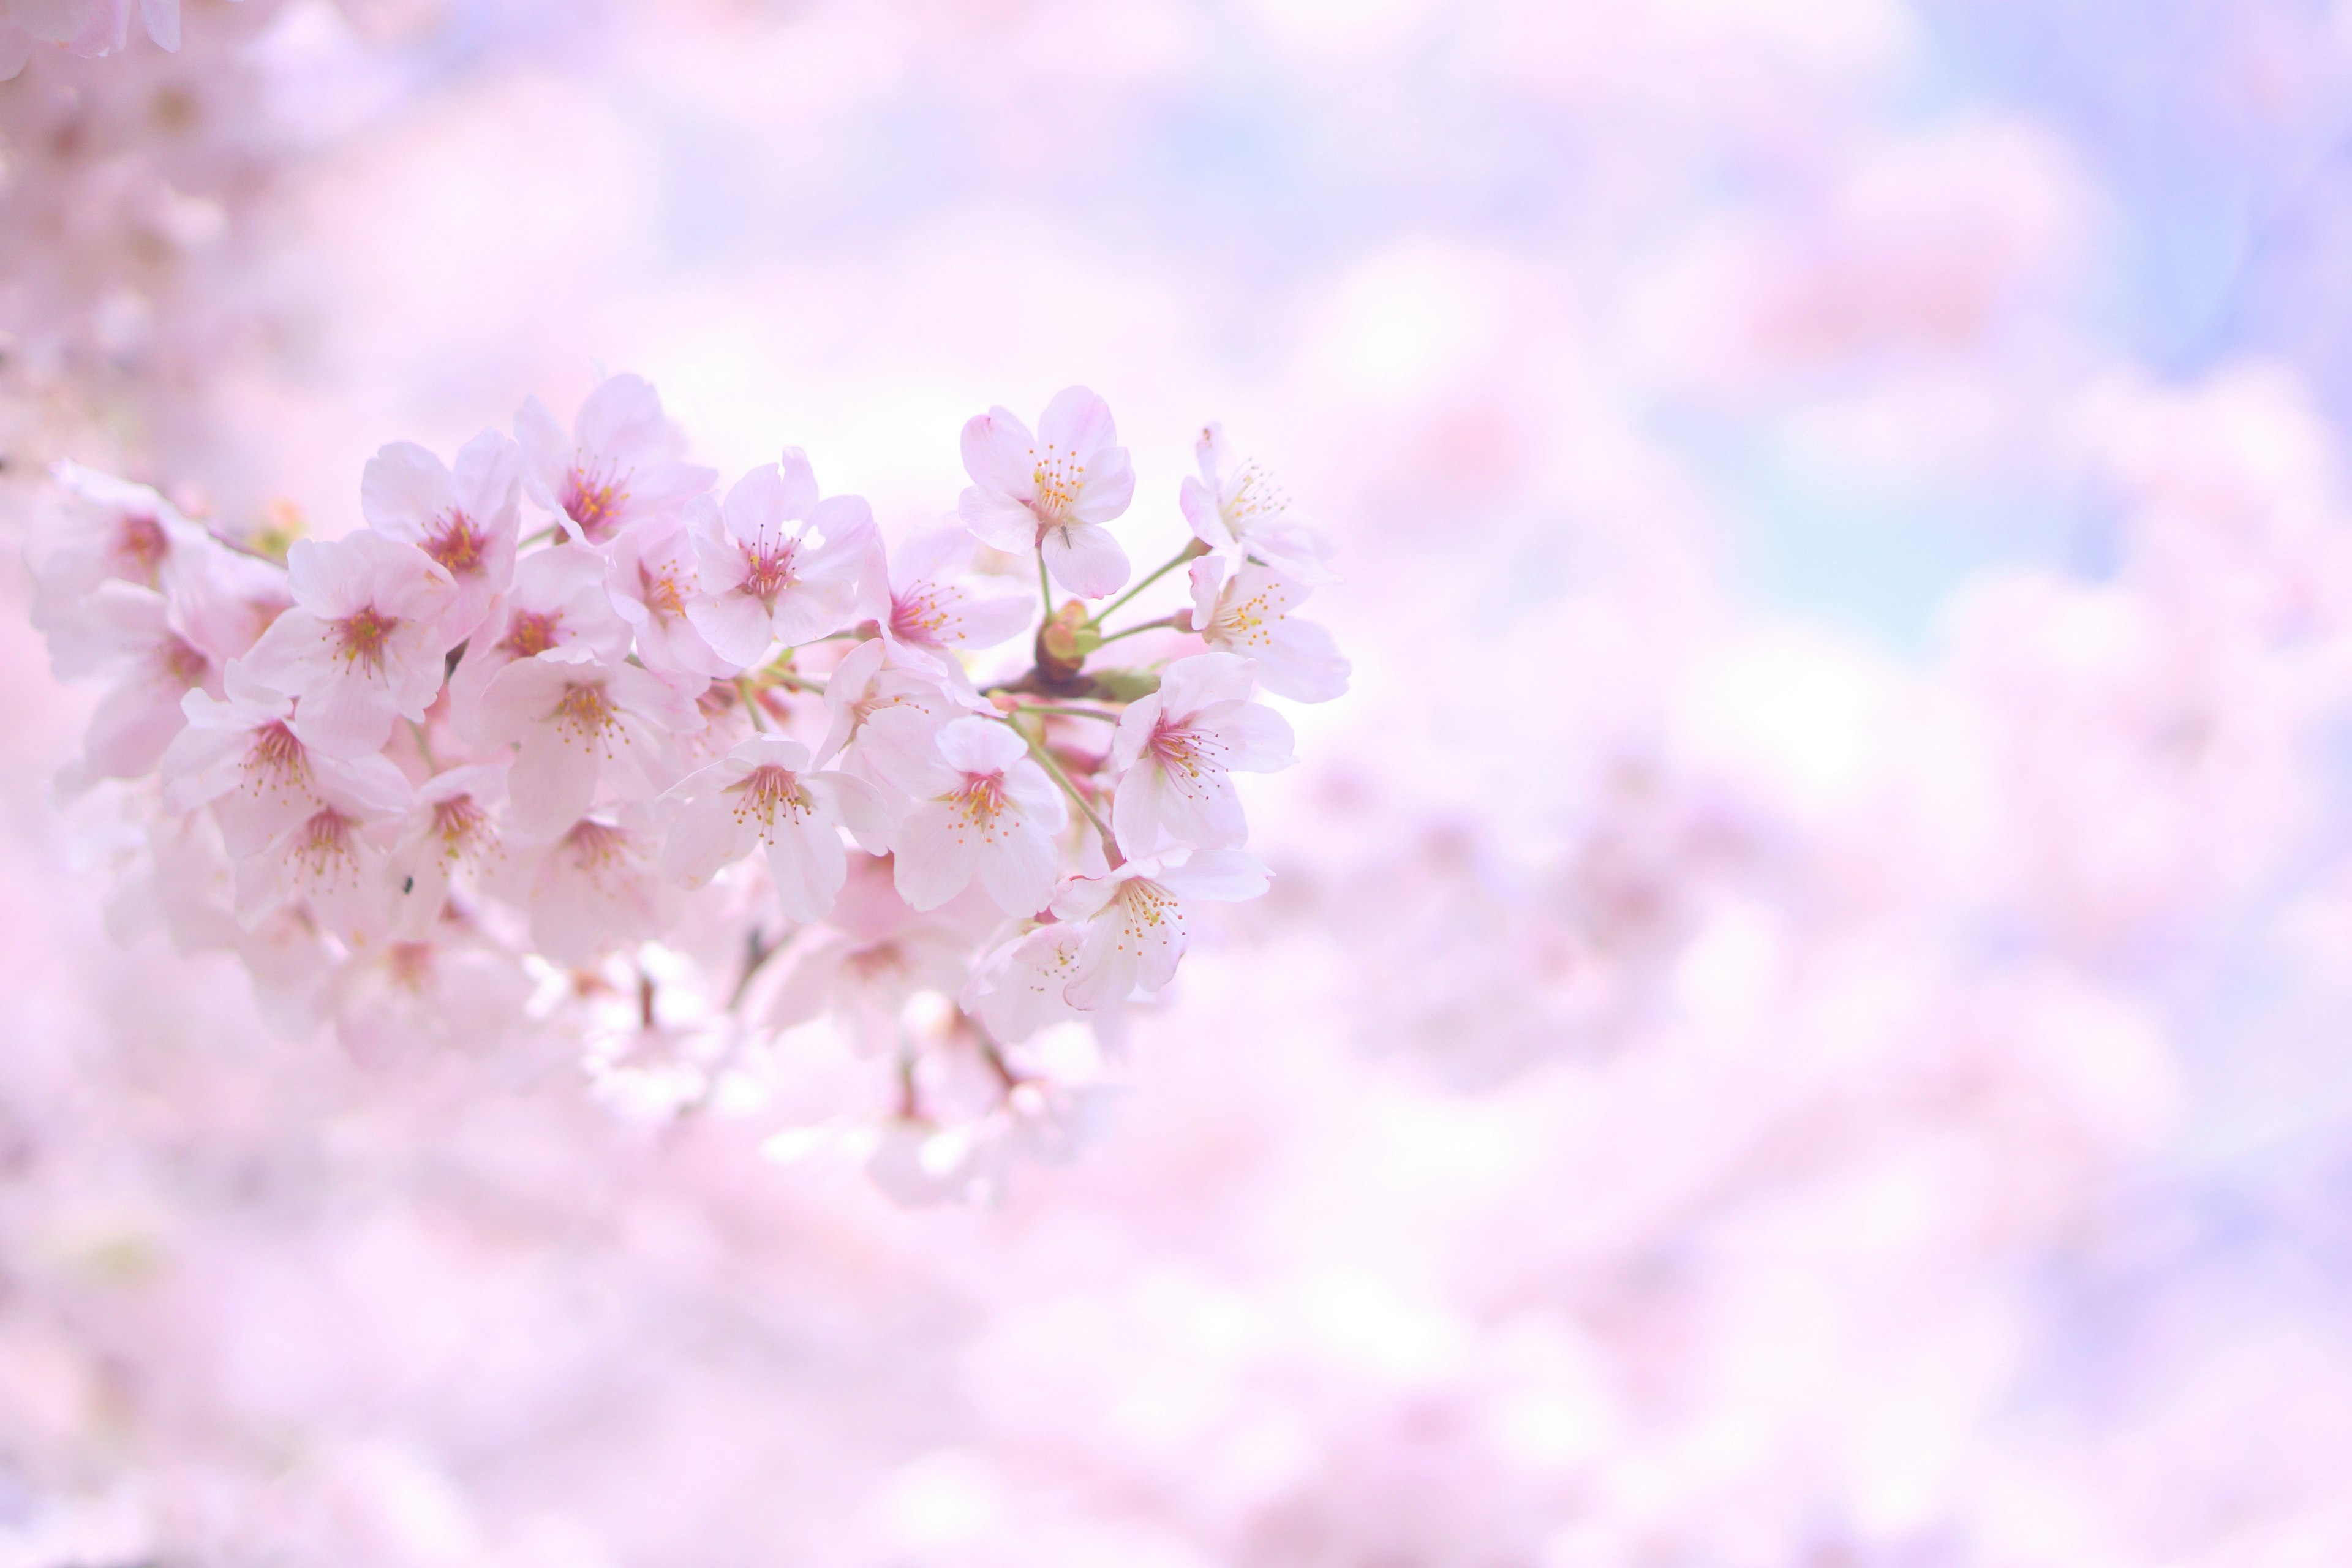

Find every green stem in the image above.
[1085,541,1203,628]
[1003,716,1117,860]
[737,678,771,731]
[1093,614,1180,647]
[1038,550,1055,622]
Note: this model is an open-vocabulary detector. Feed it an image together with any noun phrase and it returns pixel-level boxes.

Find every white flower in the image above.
[958,386,1136,598]
[1109,652,1294,857]
[42,581,220,785]
[515,372,715,546]
[473,647,699,837]
[29,461,208,625]
[361,430,524,643]
[1050,848,1270,1011]
[232,764,414,948]
[607,516,732,678]
[660,734,893,924]
[864,714,1068,916]
[867,521,1033,668]
[685,452,873,666]
[233,531,458,760]
[1189,556,1350,703]
[961,922,1091,1044]
[1180,421,1337,584]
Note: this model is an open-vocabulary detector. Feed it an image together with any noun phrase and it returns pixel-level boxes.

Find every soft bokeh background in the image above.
[10,1,2352,1562]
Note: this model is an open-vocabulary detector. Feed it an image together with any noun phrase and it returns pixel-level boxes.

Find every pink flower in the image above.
[160,678,413,858]
[685,453,873,666]
[515,372,715,546]
[1050,847,1270,1011]
[361,431,523,643]
[607,517,732,678]
[329,937,532,1066]
[1109,652,1294,857]
[1189,556,1350,703]
[473,647,699,836]
[524,813,672,967]
[233,532,458,760]
[29,461,209,625]
[42,581,221,784]
[962,922,1091,1044]
[864,521,1034,669]
[864,714,1067,914]
[958,386,1136,598]
[814,637,974,783]
[447,543,633,744]
[385,764,508,940]
[660,734,892,924]
[231,762,414,948]
[1180,421,1338,584]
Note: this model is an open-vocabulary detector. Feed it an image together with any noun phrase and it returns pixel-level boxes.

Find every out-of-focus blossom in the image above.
[516,372,715,547]
[867,713,1068,915]
[959,386,1135,598]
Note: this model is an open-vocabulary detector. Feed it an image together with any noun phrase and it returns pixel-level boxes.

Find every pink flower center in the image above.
[1148,721,1224,786]
[336,605,400,671]
[952,772,1010,829]
[426,513,489,578]
[243,721,307,791]
[891,586,952,645]
[562,466,629,542]
[294,808,358,878]
[562,817,629,869]
[741,541,798,606]
[431,794,488,859]
[158,634,210,688]
[388,942,436,992]
[638,559,689,622]
[108,513,169,585]
[1030,446,1082,523]
[734,763,810,829]
[500,610,562,658]
[552,682,619,745]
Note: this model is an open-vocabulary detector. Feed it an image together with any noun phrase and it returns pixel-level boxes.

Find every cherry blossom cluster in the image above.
[28,374,1348,1199]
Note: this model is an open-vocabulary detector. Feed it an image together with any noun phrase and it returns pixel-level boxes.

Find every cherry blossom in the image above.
[42,581,220,783]
[522,812,673,967]
[606,516,732,678]
[1109,652,1294,857]
[865,714,1068,915]
[516,372,716,546]
[1180,421,1338,584]
[962,922,1091,1044]
[864,521,1033,669]
[233,531,458,760]
[445,543,633,742]
[230,759,412,948]
[160,677,412,858]
[959,386,1136,598]
[29,461,209,623]
[384,764,508,940]
[813,636,975,787]
[661,734,891,923]
[328,936,532,1066]
[360,431,523,643]
[0,0,183,79]
[1051,847,1271,1010]
[473,646,698,836]
[1189,556,1350,703]
[685,452,873,666]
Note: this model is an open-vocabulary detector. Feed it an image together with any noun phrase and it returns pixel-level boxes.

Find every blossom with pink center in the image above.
[446,544,632,743]
[1050,847,1270,1011]
[515,372,716,546]
[813,638,979,796]
[525,813,672,967]
[660,735,893,924]
[29,461,209,626]
[474,647,699,836]
[233,532,458,760]
[862,522,1033,669]
[685,453,873,666]
[1189,556,1351,703]
[607,517,732,678]
[862,714,1067,914]
[962,922,1092,1044]
[385,764,508,940]
[762,853,997,1055]
[1109,652,1294,857]
[958,386,1136,598]
[1180,421,1338,584]
[43,581,222,784]
[361,431,523,643]
[231,759,414,948]
[160,677,413,858]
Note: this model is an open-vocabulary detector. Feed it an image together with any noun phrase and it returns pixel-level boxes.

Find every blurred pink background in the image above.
[9,1,2352,1562]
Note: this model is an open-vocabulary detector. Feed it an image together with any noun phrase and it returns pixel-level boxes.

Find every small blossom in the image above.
[525,813,672,967]
[160,678,413,858]
[1189,556,1350,703]
[608,516,732,678]
[329,935,533,1066]
[962,922,1091,1044]
[661,735,893,924]
[814,637,973,793]
[447,543,633,742]
[361,431,524,643]
[1051,848,1270,1011]
[43,581,221,784]
[515,372,716,546]
[385,764,508,940]
[686,452,873,666]
[1180,421,1338,584]
[29,461,209,625]
[474,647,699,836]
[959,386,1135,598]
[231,764,413,947]
[864,714,1068,916]
[233,531,458,760]
[1109,652,1294,857]
[864,521,1034,669]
